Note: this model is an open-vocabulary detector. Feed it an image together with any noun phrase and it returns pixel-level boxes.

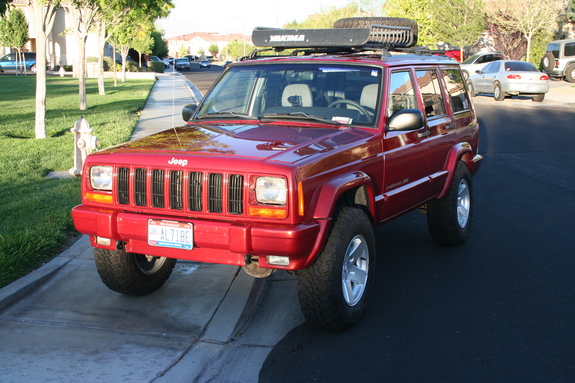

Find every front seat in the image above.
[282,84,313,107]
[360,83,378,110]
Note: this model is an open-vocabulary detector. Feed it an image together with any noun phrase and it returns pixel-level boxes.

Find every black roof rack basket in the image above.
[252,18,418,52]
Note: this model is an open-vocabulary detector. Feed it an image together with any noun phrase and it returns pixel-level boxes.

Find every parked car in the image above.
[72,17,482,332]
[175,57,190,70]
[199,59,210,68]
[467,60,549,102]
[185,55,198,63]
[542,38,575,83]
[460,52,503,79]
[0,52,39,73]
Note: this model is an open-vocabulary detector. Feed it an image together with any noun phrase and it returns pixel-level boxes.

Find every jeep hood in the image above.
[101,122,370,163]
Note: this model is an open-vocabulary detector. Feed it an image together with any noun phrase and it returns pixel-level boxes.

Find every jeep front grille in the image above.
[116,167,244,215]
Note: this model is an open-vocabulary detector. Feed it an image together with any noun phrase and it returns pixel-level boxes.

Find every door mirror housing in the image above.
[386,109,424,132]
[182,104,198,122]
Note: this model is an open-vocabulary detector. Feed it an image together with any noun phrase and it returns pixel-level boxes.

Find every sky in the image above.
[157,0,352,38]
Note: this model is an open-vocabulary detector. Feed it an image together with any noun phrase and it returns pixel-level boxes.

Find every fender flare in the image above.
[310,171,375,220]
[437,142,474,199]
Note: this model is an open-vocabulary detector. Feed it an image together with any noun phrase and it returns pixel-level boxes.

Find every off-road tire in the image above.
[494,83,505,101]
[94,248,176,295]
[297,206,375,332]
[333,17,418,47]
[532,93,545,102]
[566,64,575,83]
[427,161,473,246]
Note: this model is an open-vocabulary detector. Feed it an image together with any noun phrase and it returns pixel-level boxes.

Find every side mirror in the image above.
[475,69,481,74]
[182,104,198,122]
[387,109,424,132]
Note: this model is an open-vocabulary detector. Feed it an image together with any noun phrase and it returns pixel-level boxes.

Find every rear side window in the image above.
[548,43,560,58]
[565,42,575,57]
[441,69,471,113]
[415,69,446,118]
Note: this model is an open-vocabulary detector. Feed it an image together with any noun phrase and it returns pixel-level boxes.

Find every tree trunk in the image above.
[96,21,106,95]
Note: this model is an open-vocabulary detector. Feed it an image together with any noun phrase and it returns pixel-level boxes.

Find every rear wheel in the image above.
[297,206,375,332]
[94,248,176,295]
[533,93,545,102]
[427,161,473,246]
[494,83,505,101]
[566,64,575,83]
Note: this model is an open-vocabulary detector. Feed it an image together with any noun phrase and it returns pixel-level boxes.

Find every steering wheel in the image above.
[327,99,373,119]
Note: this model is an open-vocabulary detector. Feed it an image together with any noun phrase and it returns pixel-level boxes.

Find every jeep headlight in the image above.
[90,166,113,190]
[255,177,287,205]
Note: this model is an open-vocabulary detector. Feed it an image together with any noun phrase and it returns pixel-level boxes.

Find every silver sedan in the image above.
[467,60,549,102]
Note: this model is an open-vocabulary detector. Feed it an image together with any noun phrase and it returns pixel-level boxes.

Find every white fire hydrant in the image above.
[69,117,98,177]
[59,66,65,77]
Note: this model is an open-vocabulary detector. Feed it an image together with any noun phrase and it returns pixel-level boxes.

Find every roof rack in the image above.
[250,18,418,57]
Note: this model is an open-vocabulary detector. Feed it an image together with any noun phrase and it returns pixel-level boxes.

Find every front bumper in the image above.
[72,205,328,270]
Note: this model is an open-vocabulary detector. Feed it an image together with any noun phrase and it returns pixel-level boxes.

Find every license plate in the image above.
[148,220,194,250]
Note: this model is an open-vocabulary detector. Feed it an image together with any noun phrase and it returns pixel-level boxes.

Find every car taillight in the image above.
[555,59,559,68]
[540,75,549,80]
[506,74,521,79]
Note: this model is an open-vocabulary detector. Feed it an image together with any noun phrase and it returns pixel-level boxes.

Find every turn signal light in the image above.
[86,192,113,204]
[248,206,287,219]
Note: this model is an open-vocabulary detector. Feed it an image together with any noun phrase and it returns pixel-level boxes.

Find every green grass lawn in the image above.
[0,75,155,288]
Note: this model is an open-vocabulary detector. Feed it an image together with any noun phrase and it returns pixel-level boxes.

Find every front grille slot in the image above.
[152,169,165,208]
[229,175,243,214]
[170,170,183,210]
[117,167,129,205]
[112,167,245,216]
[188,171,202,211]
[135,168,147,206]
[208,173,223,213]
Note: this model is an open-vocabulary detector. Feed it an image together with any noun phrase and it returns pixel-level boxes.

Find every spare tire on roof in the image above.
[334,17,418,47]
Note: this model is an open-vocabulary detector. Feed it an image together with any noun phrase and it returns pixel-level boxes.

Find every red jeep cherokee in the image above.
[72,18,482,331]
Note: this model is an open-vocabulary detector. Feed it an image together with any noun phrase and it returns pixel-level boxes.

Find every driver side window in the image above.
[388,71,417,116]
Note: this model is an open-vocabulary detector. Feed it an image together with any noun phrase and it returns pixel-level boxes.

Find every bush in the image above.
[147,61,165,73]
[86,56,98,63]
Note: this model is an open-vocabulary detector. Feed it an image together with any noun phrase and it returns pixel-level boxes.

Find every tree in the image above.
[0,0,13,16]
[383,0,435,46]
[484,0,567,63]
[151,30,168,57]
[131,20,154,66]
[0,7,29,74]
[178,43,187,57]
[208,43,219,58]
[28,0,58,139]
[488,22,527,60]
[63,0,99,110]
[286,4,357,29]
[431,0,485,60]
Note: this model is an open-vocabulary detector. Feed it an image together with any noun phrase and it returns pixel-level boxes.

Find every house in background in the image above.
[166,32,251,59]
[1,0,110,69]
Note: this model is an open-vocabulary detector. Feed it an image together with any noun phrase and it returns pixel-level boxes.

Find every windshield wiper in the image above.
[262,112,341,125]
[196,111,259,120]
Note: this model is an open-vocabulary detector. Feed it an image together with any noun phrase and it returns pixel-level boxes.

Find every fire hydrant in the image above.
[69,117,98,177]
[59,66,65,77]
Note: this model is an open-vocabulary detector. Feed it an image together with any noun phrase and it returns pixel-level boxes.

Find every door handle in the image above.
[418,130,431,138]
[446,123,456,130]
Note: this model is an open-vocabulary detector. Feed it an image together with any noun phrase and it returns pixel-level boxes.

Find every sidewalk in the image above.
[0,72,270,383]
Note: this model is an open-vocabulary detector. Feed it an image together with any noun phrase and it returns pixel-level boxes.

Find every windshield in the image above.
[194,63,383,127]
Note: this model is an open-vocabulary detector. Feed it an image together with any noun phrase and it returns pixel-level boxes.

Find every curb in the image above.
[0,235,91,312]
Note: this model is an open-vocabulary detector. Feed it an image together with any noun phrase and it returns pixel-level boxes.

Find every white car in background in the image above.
[467,60,549,102]
[460,52,503,79]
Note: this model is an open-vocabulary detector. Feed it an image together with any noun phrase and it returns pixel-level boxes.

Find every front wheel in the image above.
[427,161,473,246]
[297,206,375,332]
[94,248,176,295]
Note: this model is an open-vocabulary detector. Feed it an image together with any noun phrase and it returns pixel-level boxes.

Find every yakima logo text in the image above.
[270,35,305,42]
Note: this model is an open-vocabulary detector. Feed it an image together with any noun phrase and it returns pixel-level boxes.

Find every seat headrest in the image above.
[360,84,379,110]
[282,84,313,107]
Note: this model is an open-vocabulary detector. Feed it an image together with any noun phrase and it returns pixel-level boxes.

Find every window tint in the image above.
[388,71,417,116]
[565,42,575,57]
[415,69,446,117]
[487,62,500,73]
[441,69,471,113]
[504,61,538,72]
